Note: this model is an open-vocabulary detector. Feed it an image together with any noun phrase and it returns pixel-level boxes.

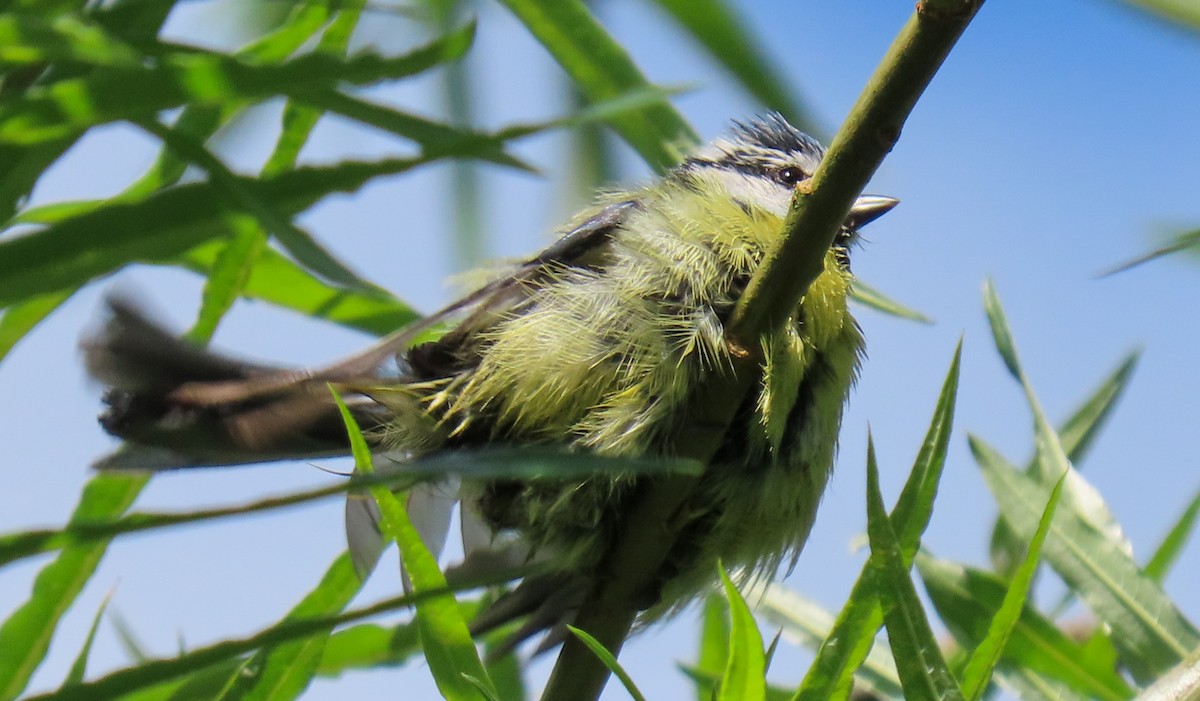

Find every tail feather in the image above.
[83,297,387,469]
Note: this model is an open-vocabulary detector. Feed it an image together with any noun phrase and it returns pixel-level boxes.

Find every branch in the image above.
[540,3,986,699]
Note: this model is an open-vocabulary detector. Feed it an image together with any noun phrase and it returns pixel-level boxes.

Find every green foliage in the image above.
[1,2,1197,701]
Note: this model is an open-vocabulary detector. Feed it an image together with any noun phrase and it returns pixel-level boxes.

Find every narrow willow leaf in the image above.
[175,241,419,338]
[865,439,965,701]
[139,117,388,297]
[648,0,819,136]
[916,554,1133,701]
[973,435,1200,683]
[494,0,698,171]
[992,667,1092,701]
[795,343,960,701]
[693,594,730,701]
[982,279,1021,380]
[755,585,902,700]
[316,622,419,676]
[113,659,247,701]
[219,554,365,701]
[718,566,765,701]
[332,392,494,701]
[0,24,476,144]
[64,592,111,685]
[567,626,648,701]
[0,14,142,67]
[1144,487,1200,585]
[0,473,148,699]
[0,288,73,361]
[850,280,933,324]
[1101,227,1200,276]
[23,571,517,701]
[0,156,426,307]
[989,352,1139,578]
[189,214,267,342]
[960,476,1065,701]
[0,449,698,565]
[1133,648,1200,701]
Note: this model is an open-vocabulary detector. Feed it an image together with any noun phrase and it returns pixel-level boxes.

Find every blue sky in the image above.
[2,1,1199,699]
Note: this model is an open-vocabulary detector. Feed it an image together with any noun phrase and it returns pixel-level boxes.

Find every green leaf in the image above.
[982,279,1021,380]
[0,473,148,699]
[1102,226,1200,275]
[0,156,427,308]
[693,594,730,701]
[566,626,647,701]
[972,435,1200,683]
[0,14,142,67]
[647,0,819,136]
[865,438,965,701]
[960,475,1065,701]
[0,288,73,361]
[218,554,365,701]
[795,342,960,701]
[22,578,508,701]
[316,622,418,677]
[988,351,1140,578]
[332,391,494,701]
[850,280,933,324]
[493,0,698,171]
[718,566,765,701]
[1132,648,1200,701]
[64,592,111,685]
[1144,487,1200,585]
[0,24,476,144]
[917,554,1133,701]
[755,585,902,700]
[175,241,419,338]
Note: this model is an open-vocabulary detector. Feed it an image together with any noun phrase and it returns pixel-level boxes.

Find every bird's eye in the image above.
[776,167,806,186]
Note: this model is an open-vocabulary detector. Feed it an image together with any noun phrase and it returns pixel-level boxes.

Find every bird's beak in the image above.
[845,195,899,230]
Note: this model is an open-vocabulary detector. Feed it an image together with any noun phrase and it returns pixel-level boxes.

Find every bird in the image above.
[83,113,897,648]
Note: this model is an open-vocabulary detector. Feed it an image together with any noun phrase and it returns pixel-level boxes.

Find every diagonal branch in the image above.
[540,2,986,700]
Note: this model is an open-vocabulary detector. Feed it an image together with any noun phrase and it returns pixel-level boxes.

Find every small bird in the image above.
[84,114,896,646]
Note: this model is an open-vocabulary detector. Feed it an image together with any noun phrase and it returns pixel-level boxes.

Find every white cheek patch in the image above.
[705,168,794,218]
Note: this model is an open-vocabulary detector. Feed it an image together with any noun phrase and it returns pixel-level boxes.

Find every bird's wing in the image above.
[170,199,640,405]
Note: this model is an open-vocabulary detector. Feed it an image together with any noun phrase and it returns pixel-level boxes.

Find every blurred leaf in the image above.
[973,435,1200,683]
[0,288,72,361]
[1133,648,1200,701]
[960,475,1064,701]
[0,24,476,144]
[795,343,960,701]
[0,14,142,67]
[0,472,148,699]
[175,241,420,337]
[1103,227,1200,275]
[218,554,365,701]
[316,622,419,676]
[692,594,730,701]
[0,156,430,307]
[494,0,698,171]
[982,279,1021,380]
[334,392,494,701]
[64,592,111,685]
[850,280,933,323]
[1144,487,1200,585]
[865,438,965,701]
[718,566,765,701]
[567,626,647,701]
[648,0,819,136]
[21,579,505,701]
[917,553,1134,701]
